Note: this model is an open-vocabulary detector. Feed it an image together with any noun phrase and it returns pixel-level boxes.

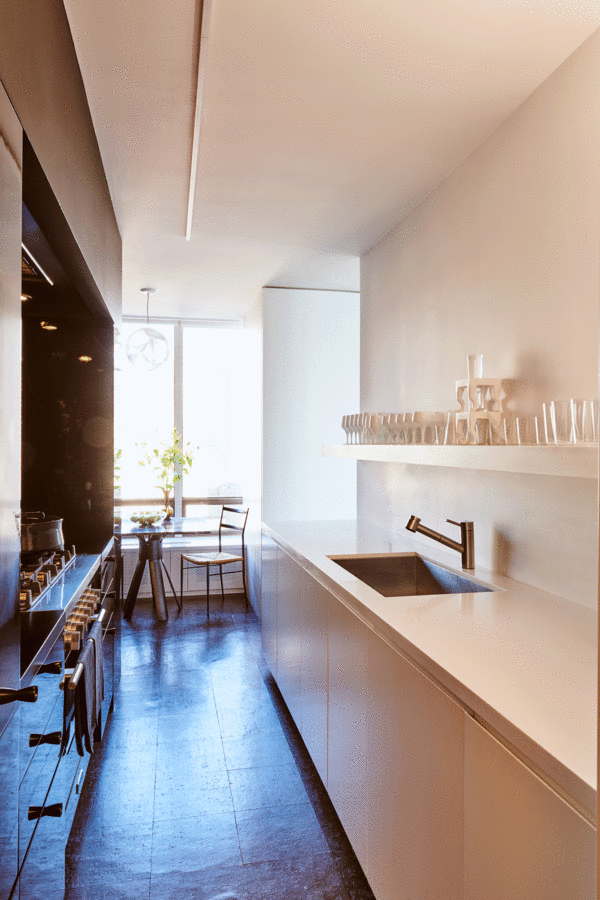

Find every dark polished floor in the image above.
[60,595,375,899]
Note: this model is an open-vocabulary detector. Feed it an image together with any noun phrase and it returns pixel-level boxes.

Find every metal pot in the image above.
[20,512,64,553]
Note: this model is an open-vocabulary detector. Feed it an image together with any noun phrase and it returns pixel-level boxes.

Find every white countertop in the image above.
[263,519,598,818]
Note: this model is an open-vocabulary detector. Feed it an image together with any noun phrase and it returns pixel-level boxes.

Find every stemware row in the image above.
[342,399,599,447]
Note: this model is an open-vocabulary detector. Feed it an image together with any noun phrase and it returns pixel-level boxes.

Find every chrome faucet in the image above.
[406,515,475,569]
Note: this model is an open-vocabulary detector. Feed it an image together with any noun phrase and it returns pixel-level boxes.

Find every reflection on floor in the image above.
[61,595,375,899]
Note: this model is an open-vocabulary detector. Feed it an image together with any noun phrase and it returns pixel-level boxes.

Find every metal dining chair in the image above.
[179,506,249,616]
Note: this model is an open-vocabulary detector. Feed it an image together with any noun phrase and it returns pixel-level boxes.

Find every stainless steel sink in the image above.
[328,552,495,597]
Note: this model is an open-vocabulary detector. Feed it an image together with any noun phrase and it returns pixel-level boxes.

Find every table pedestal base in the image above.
[123,534,178,622]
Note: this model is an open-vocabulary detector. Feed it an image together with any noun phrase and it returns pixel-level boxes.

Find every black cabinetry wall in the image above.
[0,78,23,899]
[21,313,114,554]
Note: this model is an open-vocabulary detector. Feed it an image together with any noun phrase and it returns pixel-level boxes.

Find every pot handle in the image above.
[22,511,45,521]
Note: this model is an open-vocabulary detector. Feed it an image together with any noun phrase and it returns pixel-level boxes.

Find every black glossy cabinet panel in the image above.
[0,80,23,897]
[21,314,114,554]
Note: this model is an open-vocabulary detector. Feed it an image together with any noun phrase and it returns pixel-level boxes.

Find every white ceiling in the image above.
[63,0,600,320]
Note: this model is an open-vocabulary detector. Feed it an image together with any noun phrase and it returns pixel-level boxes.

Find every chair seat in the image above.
[179,505,249,617]
[182,551,243,566]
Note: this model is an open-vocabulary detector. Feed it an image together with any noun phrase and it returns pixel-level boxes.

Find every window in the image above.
[115,319,260,515]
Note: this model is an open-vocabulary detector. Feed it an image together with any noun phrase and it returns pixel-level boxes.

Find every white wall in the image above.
[263,287,360,524]
[359,31,600,609]
[243,295,264,616]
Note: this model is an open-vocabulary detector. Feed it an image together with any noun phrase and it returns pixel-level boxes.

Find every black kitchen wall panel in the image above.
[0,79,23,896]
[21,315,114,554]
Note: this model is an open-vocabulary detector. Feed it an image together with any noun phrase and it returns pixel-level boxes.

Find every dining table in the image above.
[115,516,214,621]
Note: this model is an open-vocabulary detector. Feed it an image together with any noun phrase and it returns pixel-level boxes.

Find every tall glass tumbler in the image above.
[550,401,574,444]
[570,399,586,444]
[467,354,483,380]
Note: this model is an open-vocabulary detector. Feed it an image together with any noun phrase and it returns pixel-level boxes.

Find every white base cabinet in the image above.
[299,572,329,786]
[328,595,369,865]
[366,633,464,900]
[260,532,278,677]
[464,714,595,900]
[261,531,596,900]
[276,546,304,727]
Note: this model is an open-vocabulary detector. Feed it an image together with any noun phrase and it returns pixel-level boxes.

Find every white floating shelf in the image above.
[322,443,599,479]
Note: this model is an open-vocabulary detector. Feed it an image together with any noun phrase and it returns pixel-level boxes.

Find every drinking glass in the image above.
[358,412,369,444]
[341,415,350,444]
[467,354,483,380]
[502,418,515,445]
[389,414,401,444]
[516,416,541,445]
[570,400,586,444]
[379,415,392,445]
[550,401,574,444]
[542,403,554,444]
[444,411,456,445]
[401,413,414,445]
[369,414,383,444]
[585,399,599,442]
[475,418,490,445]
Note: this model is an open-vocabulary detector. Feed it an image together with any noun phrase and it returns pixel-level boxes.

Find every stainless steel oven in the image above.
[13,540,119,899]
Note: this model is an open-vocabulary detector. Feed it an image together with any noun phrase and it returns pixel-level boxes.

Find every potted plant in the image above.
[137,429,194,518]
[114,448,122,525]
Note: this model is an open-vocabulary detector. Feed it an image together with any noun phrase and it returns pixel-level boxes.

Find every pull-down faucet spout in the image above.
[406,515,475,569]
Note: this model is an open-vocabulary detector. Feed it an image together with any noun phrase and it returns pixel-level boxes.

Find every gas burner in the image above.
[19,547,77,611]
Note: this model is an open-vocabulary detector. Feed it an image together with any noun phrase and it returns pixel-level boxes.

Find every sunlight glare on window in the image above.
[114,322,174,501]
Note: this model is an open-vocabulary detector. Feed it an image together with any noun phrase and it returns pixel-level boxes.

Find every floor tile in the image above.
[102,712,158,751]
[155,736,227,780]
[217,702,283,739]
[236,801,329,864]
[157,710,222,744]
[222,730,295,771]
[153,780,234,821]
[66,827,153,880]
[151,813,242,875]
[64,876,151,899]
[212,678,275,712]
[149,854,348,900]
[228,763,309,811]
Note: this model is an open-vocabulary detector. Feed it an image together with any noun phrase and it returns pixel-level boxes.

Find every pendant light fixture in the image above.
[125,288,169,371]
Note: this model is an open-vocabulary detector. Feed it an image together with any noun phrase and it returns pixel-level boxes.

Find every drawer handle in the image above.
[0,686,38,706]
[29,730,61,748]
[28,803,63,820]
[36,661,62,676]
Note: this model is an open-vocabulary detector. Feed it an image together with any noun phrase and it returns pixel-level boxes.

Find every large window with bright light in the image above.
[115,319,260,515]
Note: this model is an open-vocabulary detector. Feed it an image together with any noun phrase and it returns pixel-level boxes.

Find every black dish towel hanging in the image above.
[74,620,104,756]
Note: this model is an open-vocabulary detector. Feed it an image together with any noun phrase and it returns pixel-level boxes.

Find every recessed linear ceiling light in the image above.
[78,355,92,363]
[185,0,214,241]
[21,243,54,286]
[125,288,169,371]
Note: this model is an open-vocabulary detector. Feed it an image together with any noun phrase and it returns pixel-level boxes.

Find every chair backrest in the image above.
[218,506,249,554]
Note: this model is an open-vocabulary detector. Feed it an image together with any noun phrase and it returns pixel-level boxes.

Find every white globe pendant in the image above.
[126,326,169,370]
[125,288,169,371]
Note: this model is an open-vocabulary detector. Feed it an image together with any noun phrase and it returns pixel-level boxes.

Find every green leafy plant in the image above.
[114,448,122,487]
[137,429,194,517]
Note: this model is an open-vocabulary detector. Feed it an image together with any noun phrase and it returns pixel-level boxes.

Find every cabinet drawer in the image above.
[18,640,64,781]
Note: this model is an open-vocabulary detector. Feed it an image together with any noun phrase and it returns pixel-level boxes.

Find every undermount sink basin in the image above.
[328,552,495,597]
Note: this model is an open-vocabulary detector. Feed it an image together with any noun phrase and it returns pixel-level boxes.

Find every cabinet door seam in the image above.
[469,710,596,828]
